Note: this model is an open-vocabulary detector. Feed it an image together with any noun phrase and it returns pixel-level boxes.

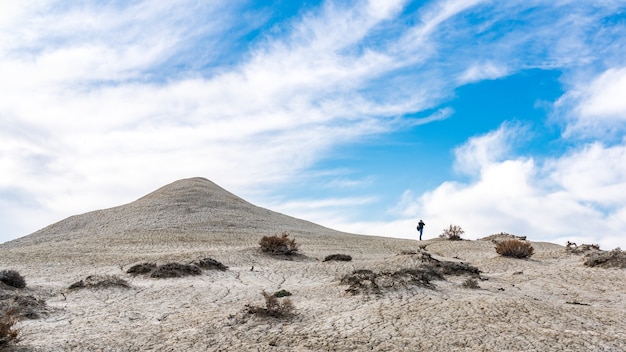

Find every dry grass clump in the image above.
[584,248,626,268]
[247,291,295,318]
[462,278,480,289]
[259,232,298,255]
[481,232,526,242]
[193,257,228,271]
[273,290,292,298]
[126,263,157,275]
[323,254,352,262]
[418,250,481,277]
[0,295,47,320]
[439,225,464,241]
[565,241,601,255]
[340,268,442,295]
[150,263,202,278]
[69,275,131,290]
[495,239,535,259]
[0,308,20,347]
[0,270,26,289]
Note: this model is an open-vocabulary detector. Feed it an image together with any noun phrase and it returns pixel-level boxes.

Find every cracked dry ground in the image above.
[2,237,625,351]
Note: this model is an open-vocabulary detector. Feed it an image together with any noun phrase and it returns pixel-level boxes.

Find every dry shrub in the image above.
[0,270,26,289]
[439,225,464,241]
[259,232,298,255]
[274,290,292,298]
[126,263,157,275]
[323,254,352,262]
[69,275,130,290]
[417,250,481,277]
[247,291,295,318]
[434,260,481,277]
[193,257,228,271]
[566,241,601,255]
[496,239,535,259]
[0,308,20,346]
[341,268,442,295]
[0,295,47,320]
[462,278,480,289]
[481,232,526,242]
[150,263,202,278]
[584,248,626,268]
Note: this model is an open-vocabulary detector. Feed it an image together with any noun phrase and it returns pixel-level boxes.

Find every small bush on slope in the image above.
[150,263,202,278]
[565,241,601,255]
[247,291,295,318]
[340,268,443,295]
[495,239,535,259]
[323,254,352,262]
[584,248,626,268]
[0,270,26,289]
[69,275,130,290]
[259,232,298,255]
[462,278,480,289]
[193,257,228,271]
[127,263,157,275]
[0,308,20,347]
[439,225,464,241]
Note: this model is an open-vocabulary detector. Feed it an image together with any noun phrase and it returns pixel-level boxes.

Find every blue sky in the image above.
[1,0,626,249]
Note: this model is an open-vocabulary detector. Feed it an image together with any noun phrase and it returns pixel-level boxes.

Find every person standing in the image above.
[417,220,425,240]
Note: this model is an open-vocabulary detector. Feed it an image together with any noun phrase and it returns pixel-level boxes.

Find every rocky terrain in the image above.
[1,177,624,351]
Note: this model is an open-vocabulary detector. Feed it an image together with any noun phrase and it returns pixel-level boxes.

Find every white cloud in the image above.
[459,62,509,84]
[453,122,526,176]
[559,67,626,137]
[340,130,626,249]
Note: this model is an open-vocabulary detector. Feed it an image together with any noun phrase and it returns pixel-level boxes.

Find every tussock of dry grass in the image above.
[0,308,20,346]
[150,263,202,278]
[323,254,352,262]
[0,270,26,289]
[584,248,626,268]
[193,257,228,271]
[127,263,157,275]
[566,242,601,255]
[246,291,295,318]
[69,275,130,290]
[259,232,299,255]
[439,225,464,241]
[495,239,535,259]
[341,268,442,295]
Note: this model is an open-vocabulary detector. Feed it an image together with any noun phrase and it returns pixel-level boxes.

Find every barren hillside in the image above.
[1,178,624,351]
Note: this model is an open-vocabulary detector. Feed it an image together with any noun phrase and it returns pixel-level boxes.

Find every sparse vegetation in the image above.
[584,248,626,268]
[481,232,526,242]
[565,241,601,255]
[434,260,481,277]
[126,263,157,275]
[340,268,443,295]
[439,225,464,241]
[0,308,20,347]
[274,289,292,298]
[495,239,535,259]
[193,257,228,271]
[323,254,352,262]
[1,295,47,320]
[259,232,298,255]
[247,291,295,318]
[462,278,480,289]
[0,270,26,289]
[69,275,130,290]
[150,263,202,278]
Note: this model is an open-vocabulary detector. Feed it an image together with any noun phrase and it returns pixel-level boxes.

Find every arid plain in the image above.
[1,177,624,351]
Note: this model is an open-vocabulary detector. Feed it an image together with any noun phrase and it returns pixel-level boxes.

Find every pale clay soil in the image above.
[1,178,624,351]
